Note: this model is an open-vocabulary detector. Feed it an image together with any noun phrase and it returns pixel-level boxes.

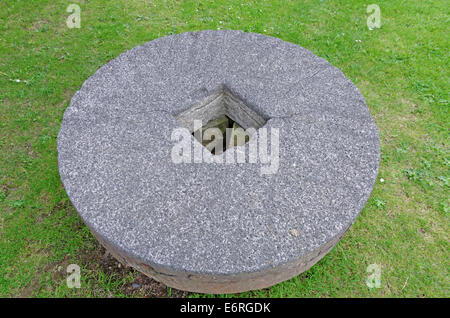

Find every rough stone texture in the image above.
[57,30,380,294]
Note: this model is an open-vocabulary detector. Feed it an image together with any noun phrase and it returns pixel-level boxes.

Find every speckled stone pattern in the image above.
[57,30,380,293]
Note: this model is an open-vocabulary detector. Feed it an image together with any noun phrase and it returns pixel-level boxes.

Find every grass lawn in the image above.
[0,0,448,297]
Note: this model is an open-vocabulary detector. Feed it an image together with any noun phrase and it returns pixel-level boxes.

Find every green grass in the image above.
[0,0,448,297]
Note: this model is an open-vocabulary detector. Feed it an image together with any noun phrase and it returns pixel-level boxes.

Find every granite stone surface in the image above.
[57,30,380,293]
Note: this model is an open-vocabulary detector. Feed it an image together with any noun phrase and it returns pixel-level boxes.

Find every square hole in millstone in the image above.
[193,115,248,155]
[174,85,267,155]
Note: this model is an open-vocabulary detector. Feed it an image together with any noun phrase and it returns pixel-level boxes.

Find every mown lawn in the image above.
[0,0,448,297]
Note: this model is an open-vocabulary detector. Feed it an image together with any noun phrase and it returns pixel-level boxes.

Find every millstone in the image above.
[57,30,380,293]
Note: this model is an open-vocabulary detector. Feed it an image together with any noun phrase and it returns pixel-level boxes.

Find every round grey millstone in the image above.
[57,30,380,293]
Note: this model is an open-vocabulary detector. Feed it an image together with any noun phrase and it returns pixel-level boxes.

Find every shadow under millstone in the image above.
[92,244,188,298]
[123,272,188,298]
